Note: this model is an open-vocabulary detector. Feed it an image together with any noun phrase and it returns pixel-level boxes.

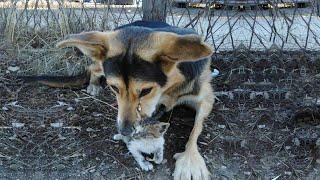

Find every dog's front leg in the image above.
[87,62,105,96]
[173,88,214,180]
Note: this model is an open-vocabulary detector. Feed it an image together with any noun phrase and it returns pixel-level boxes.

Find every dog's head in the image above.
[57,26,212,136]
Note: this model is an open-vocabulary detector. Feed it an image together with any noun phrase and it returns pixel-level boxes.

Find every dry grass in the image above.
[0,1,143,75]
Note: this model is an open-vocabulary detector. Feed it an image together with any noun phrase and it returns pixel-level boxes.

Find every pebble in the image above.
[293,138,300,146]
[2,106,8,111]
[284,171,292,175]
[12,122,25,128]
[67,107,74,111]
[211,69,220,77]
[92,112,103,117]
[7,66,20,72]
[50,122,63,128]
[218,124,226,129]
[86,127,95,132]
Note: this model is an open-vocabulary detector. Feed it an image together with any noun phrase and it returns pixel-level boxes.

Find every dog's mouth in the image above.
[118,105,166,138]
[141,104,166,125]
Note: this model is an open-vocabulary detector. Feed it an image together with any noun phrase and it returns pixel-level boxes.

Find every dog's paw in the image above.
[173,149,210,180]
[113,134,123,141]
[138,160,153,171]
[86,84,102,96]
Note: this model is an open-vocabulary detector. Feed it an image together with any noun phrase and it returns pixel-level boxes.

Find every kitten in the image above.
[113,122,170,171]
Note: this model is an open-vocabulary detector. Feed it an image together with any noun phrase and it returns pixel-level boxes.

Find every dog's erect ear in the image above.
[143,32,213,62]
[158,122,170,135]
[56,31,120,61]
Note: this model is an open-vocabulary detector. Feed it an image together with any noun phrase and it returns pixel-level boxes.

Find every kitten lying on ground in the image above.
[113,122,170,171]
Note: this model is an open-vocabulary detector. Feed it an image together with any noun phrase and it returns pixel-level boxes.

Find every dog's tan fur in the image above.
[55,26,214,180]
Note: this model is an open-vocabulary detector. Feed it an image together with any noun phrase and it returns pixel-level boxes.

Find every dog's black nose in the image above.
[120,121,134,136]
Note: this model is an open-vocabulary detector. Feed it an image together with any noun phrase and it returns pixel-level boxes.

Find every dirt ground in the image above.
[0,38,320,180]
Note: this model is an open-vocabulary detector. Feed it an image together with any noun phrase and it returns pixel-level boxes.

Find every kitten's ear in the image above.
[159,122,170,135]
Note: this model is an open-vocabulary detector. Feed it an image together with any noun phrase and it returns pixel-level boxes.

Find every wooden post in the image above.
[317,0,320,17]
[142,0,167,22]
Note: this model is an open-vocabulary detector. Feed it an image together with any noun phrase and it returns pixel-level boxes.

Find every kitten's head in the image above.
[133,122,170,139]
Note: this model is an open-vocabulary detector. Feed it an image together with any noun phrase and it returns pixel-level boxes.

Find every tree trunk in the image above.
[317,1,320,17]
[142,0,167,22]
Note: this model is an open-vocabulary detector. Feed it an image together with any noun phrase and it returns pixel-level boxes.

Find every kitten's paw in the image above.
[113,134,123,140]
[154,156,163,164]
[86,84,102,96]
[138,160,153,171]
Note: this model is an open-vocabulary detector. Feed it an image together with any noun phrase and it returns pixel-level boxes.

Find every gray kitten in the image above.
[113,122,170,171]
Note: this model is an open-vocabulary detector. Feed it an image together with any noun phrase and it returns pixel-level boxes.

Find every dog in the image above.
[113,121,170,171]
[22,20,215,180]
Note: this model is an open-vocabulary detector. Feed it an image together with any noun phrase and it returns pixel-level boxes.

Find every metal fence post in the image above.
[142,0,167,22]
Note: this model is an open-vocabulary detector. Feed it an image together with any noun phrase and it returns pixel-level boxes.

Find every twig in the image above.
[80,91,117,110]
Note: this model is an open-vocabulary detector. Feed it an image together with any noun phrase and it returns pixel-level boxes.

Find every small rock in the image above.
[221,165,227,170]
[55,164,65,170]
[211,69,220,77]
[12,122,25,128]
[9,134,17,140]
[89,168,96,173]
[120,173,125,178]
[284,171,292,175]
[101,169,109,176]
[7,66,20,72]
[293,138,300,146]
[57,101,68,106]
[218,124,226,129]
[240,140,247,148]
[2,107,8,111]
[67,107,74,111]
[86,127,95,132]
[9,164,20,170]
[92,112,103,117]
[50,122,63,128]
[58,134,66,140]
[70,114,80,121]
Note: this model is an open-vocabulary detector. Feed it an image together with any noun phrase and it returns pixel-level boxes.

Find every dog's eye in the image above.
[109,85,119,94]
[139,87,153,98]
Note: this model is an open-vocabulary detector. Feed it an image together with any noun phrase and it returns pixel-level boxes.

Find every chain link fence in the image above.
[0,0,320,50]
[0,0,319,178]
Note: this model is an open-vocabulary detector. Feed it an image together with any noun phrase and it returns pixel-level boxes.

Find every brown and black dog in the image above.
[25,21,214,180]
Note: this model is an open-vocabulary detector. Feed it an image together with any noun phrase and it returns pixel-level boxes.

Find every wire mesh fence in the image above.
[0,0,319,179]
[0,0,320,50]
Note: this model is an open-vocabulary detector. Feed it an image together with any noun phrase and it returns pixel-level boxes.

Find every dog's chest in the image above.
[128,137,164,154]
